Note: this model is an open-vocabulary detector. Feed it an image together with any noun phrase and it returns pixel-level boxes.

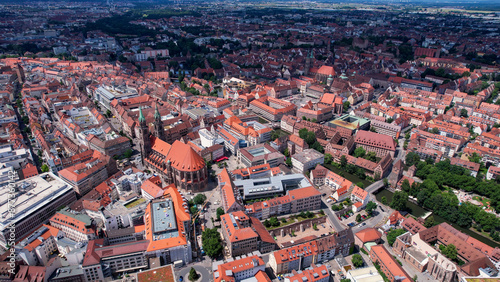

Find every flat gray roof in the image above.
[0,173,74,230]
[292,149,324,164]
[152,199,179,241]
[234,174,310,198]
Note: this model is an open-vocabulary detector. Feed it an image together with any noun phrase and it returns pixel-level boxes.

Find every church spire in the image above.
[137,105,151,165]
[139,106,146,123]
[154,102,161,120]
[153,102,165,141]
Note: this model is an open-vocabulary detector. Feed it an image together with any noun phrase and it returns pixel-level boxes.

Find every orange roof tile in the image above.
[355,228,382,243]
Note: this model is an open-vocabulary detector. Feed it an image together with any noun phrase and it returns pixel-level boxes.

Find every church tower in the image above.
[153,102,165,141]
[138,106,151,164]
[305,50,312,76]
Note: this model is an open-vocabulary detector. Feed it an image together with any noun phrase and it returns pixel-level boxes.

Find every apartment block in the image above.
[49,208,97,242]
[0,173,77,248]
[220,211,276,257]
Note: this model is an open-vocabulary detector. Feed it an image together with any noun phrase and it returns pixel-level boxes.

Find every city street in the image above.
[321,199,345,232]
[177,261,213,282]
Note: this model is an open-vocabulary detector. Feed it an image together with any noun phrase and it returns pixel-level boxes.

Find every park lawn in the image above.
[473,196,490,207]
[296,213,320,221]
[125,198,146,209]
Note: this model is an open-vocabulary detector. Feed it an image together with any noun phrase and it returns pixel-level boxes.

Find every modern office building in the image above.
[238,143,285,168]
[0,173,77,247]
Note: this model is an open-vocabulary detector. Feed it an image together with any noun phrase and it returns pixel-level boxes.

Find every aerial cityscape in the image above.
[0,0,499,281]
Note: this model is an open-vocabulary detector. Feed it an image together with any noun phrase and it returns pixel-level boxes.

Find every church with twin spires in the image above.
[138,104,208,191]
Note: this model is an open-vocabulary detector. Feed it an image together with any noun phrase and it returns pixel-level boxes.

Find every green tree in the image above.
[364,151,377,162]
[442,244,458,260]
[366,202,377,215]
[401,179,411,193]
[352,254,364,267]
[343,101,350,112]
[424,216,436,228]
[381,196,387,205]
[202,228,223,259]
[123,149,133,159]
[331,204,343,211]
[216,207,224,221]
[460,108,469,117]
[264,219,271,228]
[41,164,49,173]
[190,206,198,214]
[324,153,333,164]
[383,178,388,188]
[468,152,482,164]
[271,130,281,141]
[356,214,362,222]
[188,268,199,281]
[387,229,406,246]
[269,217,280,227]
[340,155,347,168]
[405,152,421,167]
[284,148,290,157]
[431,127,440,134]
[194,194,207,205]
[286,157,292,167]
[353,147,366,158]
[390,191,408,211]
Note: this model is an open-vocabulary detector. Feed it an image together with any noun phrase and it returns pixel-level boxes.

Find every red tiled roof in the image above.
[355,228,382,243]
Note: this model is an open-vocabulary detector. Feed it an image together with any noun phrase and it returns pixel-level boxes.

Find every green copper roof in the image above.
[154,103,161,119]
[139,106,145,123]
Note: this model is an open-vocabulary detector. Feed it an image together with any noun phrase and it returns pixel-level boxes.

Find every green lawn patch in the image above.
[125,198,146,209]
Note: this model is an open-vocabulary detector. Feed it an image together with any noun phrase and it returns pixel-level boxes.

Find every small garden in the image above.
[124,198,146,209]
[263,210,324,230]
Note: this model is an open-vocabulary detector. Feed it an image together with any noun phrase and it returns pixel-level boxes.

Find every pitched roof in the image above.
[355,130,396,151]
[355,228,382,243]
[214,255,265,282]
[288,186,320,201]
[370,245,412,282]
[351,186,368,201]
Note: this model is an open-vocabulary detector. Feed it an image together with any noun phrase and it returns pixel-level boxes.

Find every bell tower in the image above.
[153,102,165,141]
[305,49,312,76]
[138,106,151,164]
